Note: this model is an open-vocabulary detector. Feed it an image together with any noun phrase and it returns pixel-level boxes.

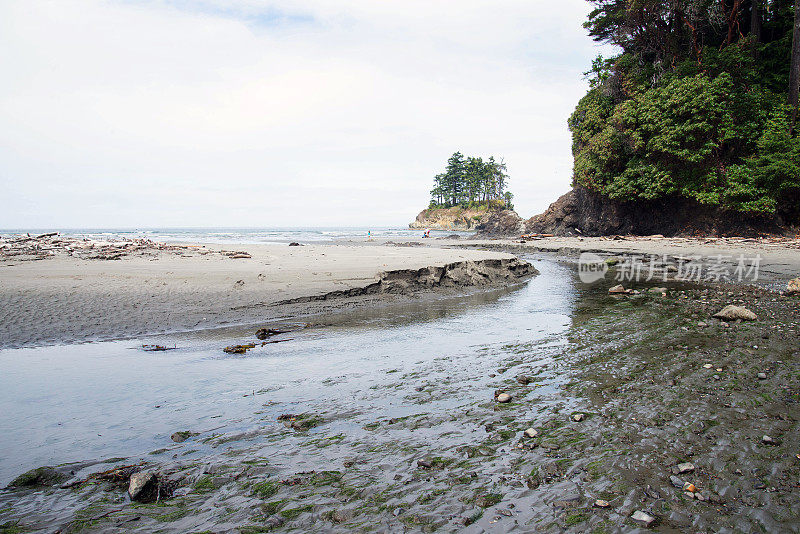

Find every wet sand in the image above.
[0,242,532,348]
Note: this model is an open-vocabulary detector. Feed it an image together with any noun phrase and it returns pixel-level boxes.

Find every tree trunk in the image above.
[791,0,800,134]
[751,0,761,58]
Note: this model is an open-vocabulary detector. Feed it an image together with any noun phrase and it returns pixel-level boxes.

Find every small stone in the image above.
[674,462,695,474]
[757,372,767,380]
[609,284,627,294]
[669,475,684,488]
[128,471,156,502]
[684,491,695,498]
[694,492,705,501]
[713,305,757,321]
[716,368,723,372]
[417,459,433,469]
[649,287,667,294]
[631,510,656,527]
[683,482,696,493]
[496,393,512,403]
[713,375,720,380]
[762,435,776,445]
[523,428,538,439]
[594,499,610,508]
[697,321,708,327]
[703,364,713,369]
[572,413,585,422]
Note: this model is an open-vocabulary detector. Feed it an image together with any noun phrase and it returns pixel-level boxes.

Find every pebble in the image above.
[762,435,776,445]
[572,413,585,422]
[417,459,432,469]
[609,284,627,294]
[674,462,695,474]
[757,372,767,380]
[683,482,696,493]
[631,510,656,527]
[523,428,538,439]
[694,492,705,501]
[703,364,713,369]
[594,499,610,508]
[496,393,512,403]
[669,475,684,488]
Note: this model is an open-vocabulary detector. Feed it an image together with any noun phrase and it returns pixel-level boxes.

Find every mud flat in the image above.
[0,237,534,348]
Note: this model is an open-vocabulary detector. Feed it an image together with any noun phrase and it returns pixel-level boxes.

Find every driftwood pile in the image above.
[0,233,264,261]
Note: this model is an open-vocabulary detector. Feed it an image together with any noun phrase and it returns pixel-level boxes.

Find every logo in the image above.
[578,252,608,283]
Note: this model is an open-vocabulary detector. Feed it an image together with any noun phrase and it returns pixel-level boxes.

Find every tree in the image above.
[790,0,800,133]
[571,0,800,216]
[427,153,514,209]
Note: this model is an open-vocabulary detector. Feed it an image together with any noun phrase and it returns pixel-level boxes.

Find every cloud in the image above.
[0,0,609,228]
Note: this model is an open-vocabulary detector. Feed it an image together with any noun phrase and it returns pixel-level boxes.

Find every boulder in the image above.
[713,305,757,321]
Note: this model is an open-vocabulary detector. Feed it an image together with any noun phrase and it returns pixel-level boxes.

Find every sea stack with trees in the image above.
[410,152,519,232]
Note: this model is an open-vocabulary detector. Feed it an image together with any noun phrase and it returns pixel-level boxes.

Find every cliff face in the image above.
[409,206,492,231]
[524,186,792,237]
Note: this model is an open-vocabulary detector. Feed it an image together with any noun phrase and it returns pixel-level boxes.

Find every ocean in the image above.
[0,227,473,245]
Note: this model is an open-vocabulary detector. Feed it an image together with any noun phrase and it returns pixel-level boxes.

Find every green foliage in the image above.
[571,0,799,216]
[430,153,513,208]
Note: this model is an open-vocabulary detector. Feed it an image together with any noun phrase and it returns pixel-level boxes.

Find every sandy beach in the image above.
[0,240,533,348]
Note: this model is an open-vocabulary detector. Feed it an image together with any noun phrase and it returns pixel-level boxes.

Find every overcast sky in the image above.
[0,0,608,229]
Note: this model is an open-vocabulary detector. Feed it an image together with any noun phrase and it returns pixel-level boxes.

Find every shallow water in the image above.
[0,255,575,487]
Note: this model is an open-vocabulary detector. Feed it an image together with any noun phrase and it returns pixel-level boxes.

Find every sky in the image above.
[0,0,609,228]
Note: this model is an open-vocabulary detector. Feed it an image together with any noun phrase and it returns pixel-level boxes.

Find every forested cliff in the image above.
[554,0,800,235]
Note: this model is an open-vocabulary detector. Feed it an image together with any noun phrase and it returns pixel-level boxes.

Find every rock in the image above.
[649,287,667,294]
[669,475,684,488]
[674,462,695,474]
[417,459,433,469]
[713,305,757,321]
[787,278,800,295]
[523,428,539,439]
[609,284,627,294]
[128,471,157,502]
[694,492,705,501]
[703,363,713,369]
[698,321,708,327]
[605,257,621,266]
[757,372,767,380]
[288,242,302,246]
[594,499,610,508]
[683,482,696,493]
[571,413,585,422]
[255,328,287,340]
[631,510,657,527]
[762,435,776,445]
[496,393,512,403]
[171,431,194,443]
[516,375,532,385]
[8,466,68,488]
